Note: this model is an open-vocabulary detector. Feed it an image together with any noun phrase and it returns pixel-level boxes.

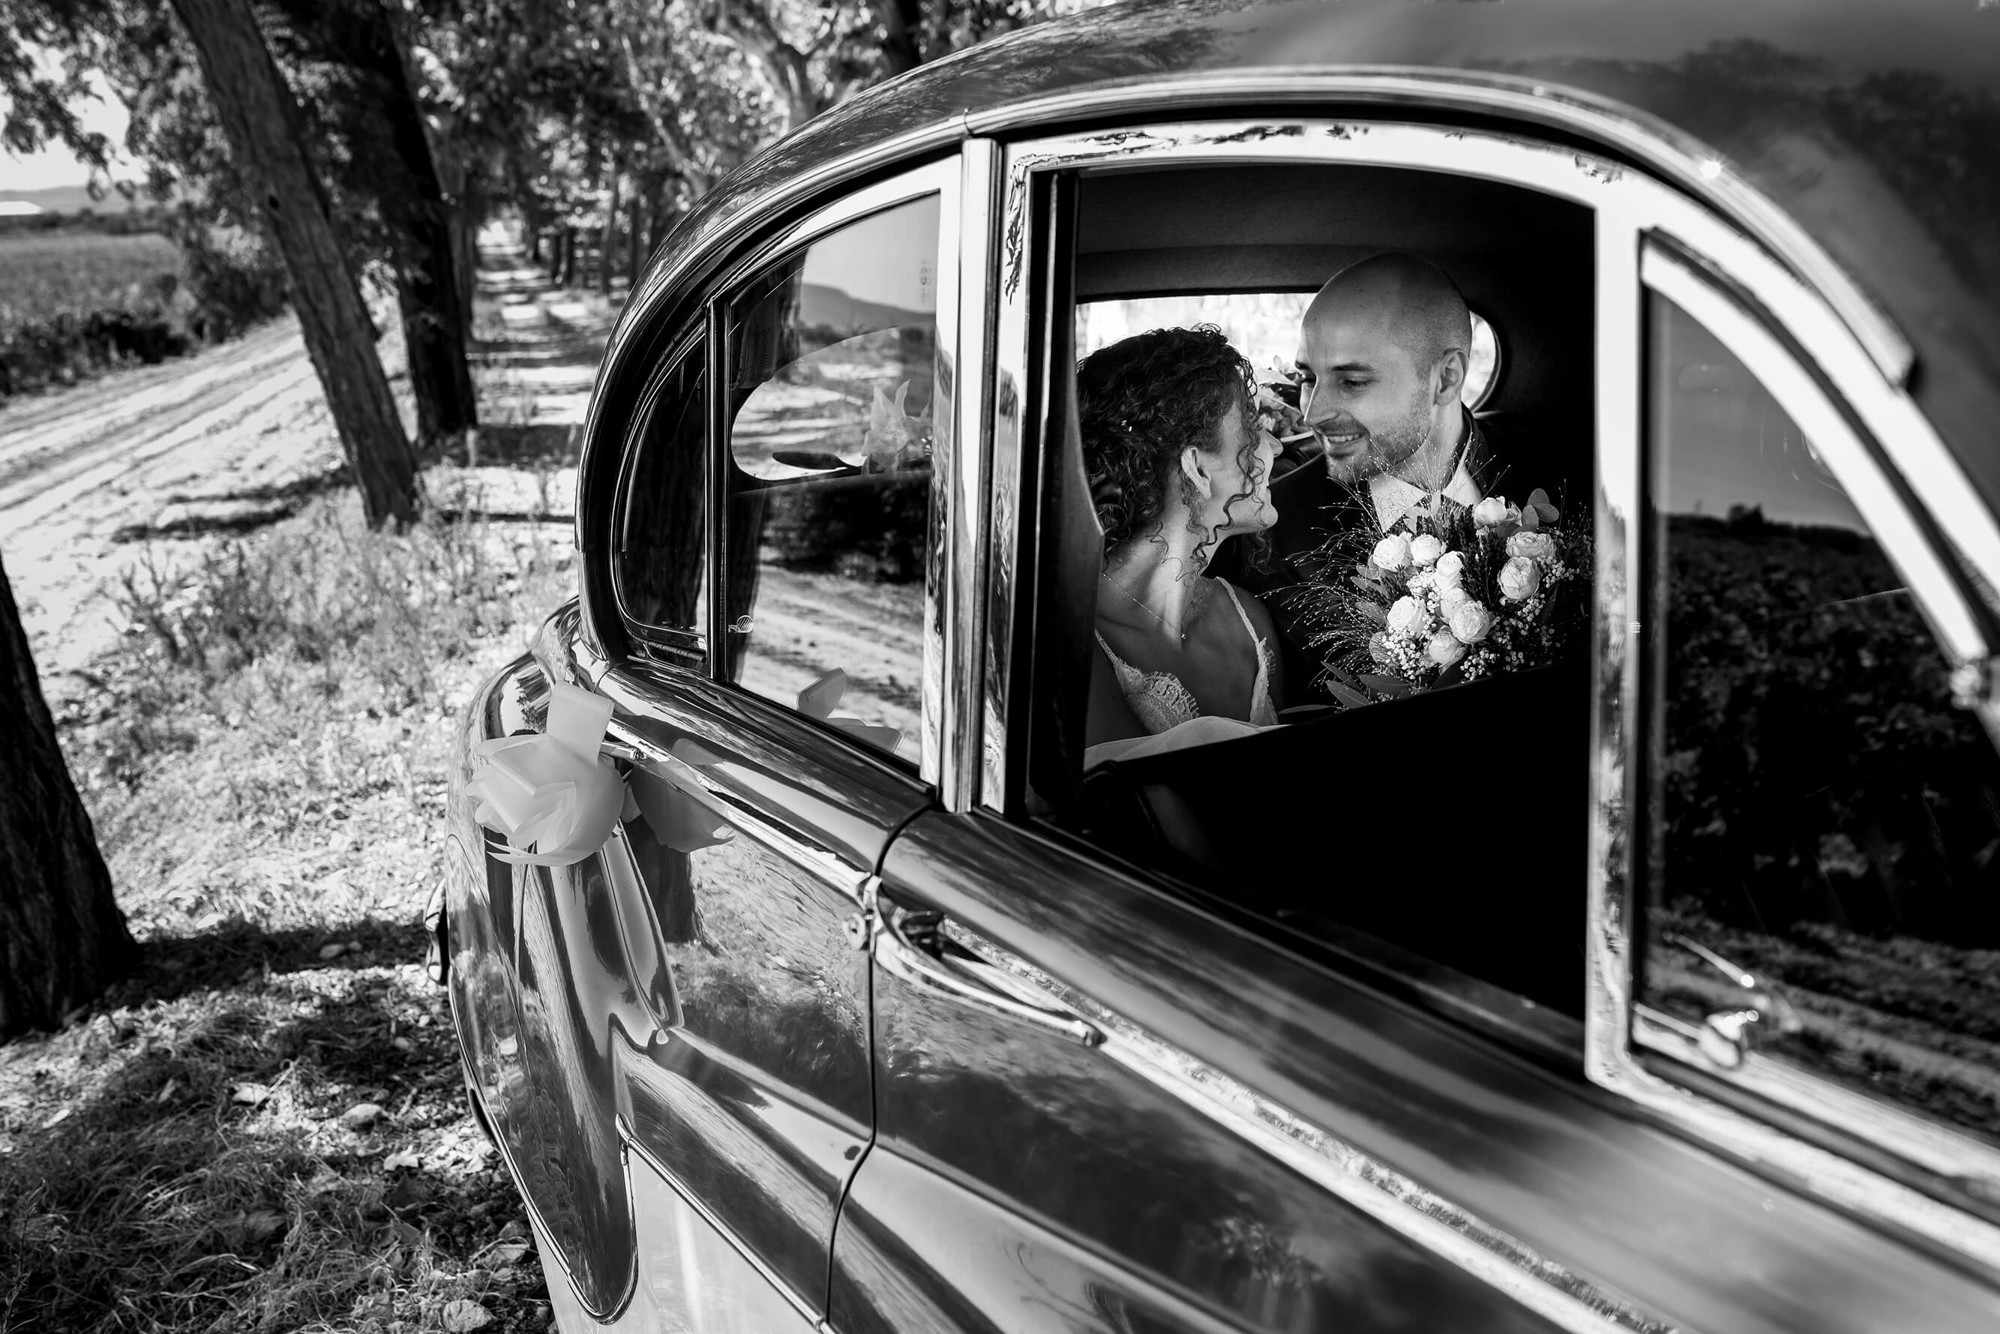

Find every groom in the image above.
[1236,252,1574,698]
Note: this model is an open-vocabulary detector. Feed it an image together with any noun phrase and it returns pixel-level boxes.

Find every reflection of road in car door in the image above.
[601,667,929,1326]
[833,813,1568,1334]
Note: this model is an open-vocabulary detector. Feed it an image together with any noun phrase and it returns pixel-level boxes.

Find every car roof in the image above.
[626,0,2000,521]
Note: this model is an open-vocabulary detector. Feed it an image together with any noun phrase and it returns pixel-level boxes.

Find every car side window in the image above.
[719,194,940,765]
[614,339,709,655]
[1640,288,2000,1149]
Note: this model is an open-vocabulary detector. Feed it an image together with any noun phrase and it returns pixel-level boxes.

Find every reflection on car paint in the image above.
[611,737,877,1316]
[622,1144,818,1333]
[840,966,1566,1334]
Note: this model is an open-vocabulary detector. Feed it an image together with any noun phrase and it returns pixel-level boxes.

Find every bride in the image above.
[1081,326,1286,758]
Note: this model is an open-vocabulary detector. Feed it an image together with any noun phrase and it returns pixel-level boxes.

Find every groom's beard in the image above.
[1321,390,1433,486]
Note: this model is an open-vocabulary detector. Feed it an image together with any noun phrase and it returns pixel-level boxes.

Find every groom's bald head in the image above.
[1306,253,1470,376]
[1295,253,1472,483]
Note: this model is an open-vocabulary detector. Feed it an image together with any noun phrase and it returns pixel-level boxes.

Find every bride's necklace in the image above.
[1101,573,1196,643]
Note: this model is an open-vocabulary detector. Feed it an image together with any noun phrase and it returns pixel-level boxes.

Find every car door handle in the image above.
[874,908,1104,1048]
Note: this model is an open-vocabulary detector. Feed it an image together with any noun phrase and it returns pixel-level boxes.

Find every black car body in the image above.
[437,2,2000,1330]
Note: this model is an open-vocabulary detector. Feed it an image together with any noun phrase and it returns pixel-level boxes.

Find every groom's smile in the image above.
[1295,254,1473,488]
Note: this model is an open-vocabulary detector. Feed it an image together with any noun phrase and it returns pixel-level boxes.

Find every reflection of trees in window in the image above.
[722,198,938,704]
[616,350,707,638]
[1657,511,1996,942]
[1650,509,2000,1142]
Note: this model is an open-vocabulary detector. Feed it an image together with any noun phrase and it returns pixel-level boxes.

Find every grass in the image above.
[1,483,577,1333]
[0,232,185,322]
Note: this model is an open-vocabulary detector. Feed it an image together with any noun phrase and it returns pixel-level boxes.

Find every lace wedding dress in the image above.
[1093,580,1281,749]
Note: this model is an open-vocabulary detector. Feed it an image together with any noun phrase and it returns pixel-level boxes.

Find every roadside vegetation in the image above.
[0,484,576,1333]
[0,220,287,400]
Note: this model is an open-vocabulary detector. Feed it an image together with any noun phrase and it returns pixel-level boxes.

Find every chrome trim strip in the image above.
[923,152,966,789]
[619,1115,824,1328]
[1584,185,1645,1107]
[599,696,872,907]
[944,141,1002,813]
[960,68,1914,389]
[977,143,1034,810]
[937,922,1679,1334]
[987,117,2000,1268]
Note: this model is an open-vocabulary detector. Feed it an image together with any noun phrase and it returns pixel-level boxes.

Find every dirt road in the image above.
[0,233,616,702]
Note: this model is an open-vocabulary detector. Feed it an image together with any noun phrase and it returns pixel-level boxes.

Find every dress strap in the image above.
[1220,579,1258,639]
[1219,580,1281,728]
[1094,630,1142,689]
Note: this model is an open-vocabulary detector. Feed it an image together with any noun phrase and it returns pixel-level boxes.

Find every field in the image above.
[0,226,281,399]
[0,231,185,318]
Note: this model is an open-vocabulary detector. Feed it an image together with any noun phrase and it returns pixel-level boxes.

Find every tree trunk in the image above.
[170,0,419,528]
[627,193,643,289]
[599,159,621,297]
[0,557,139,1039]
[367,5,478,449]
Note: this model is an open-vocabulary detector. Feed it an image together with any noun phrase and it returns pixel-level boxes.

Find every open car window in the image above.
[718,193,940,767]
[1007,149,1598,1043]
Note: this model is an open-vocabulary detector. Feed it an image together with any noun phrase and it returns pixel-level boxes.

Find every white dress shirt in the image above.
[1367,454,1484,531]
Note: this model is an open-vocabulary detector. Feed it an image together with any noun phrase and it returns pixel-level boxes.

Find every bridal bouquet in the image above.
[1291,488,1590,707]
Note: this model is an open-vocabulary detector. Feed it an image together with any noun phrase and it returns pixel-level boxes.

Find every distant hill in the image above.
[0,184,150,216]
[799,282,929,336]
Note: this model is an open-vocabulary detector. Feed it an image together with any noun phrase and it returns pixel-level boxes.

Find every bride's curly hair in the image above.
[1077,325,1260,569]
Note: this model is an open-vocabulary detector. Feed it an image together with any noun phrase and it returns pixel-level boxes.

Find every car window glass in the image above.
[720,194,938,766]
[615,342,708,648]
[1642,291,2000,1148]
[1078,295,1499,407]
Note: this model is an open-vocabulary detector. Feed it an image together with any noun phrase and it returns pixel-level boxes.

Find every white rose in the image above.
[1427,629,1468,667]
[1386,595,1425,638]
[1370,534,1412,572]
[1432,551,1465,587]
[1499,555,1542,602]
[1472,496,1515,527]
[1507,530,1557,564]
[1447,599,1494,644]
[1407,533,1445,567]
[1438,583,1473,616]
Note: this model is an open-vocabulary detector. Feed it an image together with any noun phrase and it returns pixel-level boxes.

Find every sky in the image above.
[0,71,132,194]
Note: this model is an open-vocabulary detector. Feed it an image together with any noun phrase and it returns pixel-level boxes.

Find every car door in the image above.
[581,164,955,1332]
[827,134,1587,1334]
[829,116,2000,1334]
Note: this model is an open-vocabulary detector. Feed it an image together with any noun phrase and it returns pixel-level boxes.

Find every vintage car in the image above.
[433,1,2000,1329]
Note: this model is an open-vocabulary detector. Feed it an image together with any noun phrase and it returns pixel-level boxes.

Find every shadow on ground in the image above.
[109,466,359,543]
[96,917,427,1010]
[455,422,580,469]
[0,941,551,1334]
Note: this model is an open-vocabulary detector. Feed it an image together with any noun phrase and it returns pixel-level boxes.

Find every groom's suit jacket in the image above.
[1223,407,1587,703]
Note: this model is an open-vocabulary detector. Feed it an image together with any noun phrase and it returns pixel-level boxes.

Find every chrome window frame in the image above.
[1609,237,2000,1257]
[608,326,710,664]
[699,157,964,788]
[980,115,2000,1275]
